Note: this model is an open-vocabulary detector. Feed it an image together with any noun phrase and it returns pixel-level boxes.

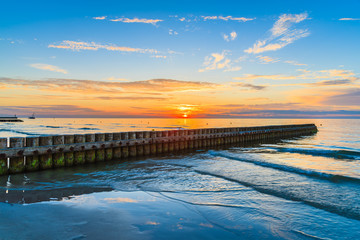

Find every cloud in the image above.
[308,79,354,86]
[199,51,241,72]
[234,82,267,90]
[0,77,219,94]
[257,55,279,64]
[322,89,360,106]
[48,40,159,54]
[169,29,178,35]
[93,16,106,20]
[245,13,310,54]
[284,60,307,66]
[110,17,163,25]
[202,16,255,22]
[234,69,358,81]
[29,63,68,74]
[233,74,295,80]
[339,18,360,21]
[151,55,167,59]
[223,31,237,42]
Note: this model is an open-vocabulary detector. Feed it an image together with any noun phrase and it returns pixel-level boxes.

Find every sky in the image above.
[1,0,359,118]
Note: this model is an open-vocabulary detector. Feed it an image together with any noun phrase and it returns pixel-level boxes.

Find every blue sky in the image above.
[1,0,359,118]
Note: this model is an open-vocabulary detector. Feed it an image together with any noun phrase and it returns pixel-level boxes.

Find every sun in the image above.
[183,114,188,118]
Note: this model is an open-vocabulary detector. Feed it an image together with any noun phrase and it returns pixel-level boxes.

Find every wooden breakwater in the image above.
[0,124,317,175]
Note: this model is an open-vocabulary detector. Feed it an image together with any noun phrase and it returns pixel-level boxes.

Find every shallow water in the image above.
[0,119,359,239]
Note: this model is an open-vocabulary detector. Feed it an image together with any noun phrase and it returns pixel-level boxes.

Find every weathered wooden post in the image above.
[64,135,74,166]
[25,137,39,172]
[129,132,137,158]
[143,131,151,156]
[53,135,65,168]
[39,136,53,169]
[121,132,129,159]
[112,133,122,160]
[187,130,194,149]
[150,131,157,155]
[9,138,25,173]
[136,132,144,157]
[198,129,204,148]
[178,130,184,150]
[162,131,169,153]
[156,131,163,154]
[173,131,180,151]
[105,133,113,161]
[85,134,96,163]
[74,134,85,165]
[0,138,7,175]
[95,133,105,161]
[168,131,174,152]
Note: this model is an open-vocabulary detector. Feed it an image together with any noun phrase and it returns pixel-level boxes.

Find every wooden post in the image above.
[85,134,96,163]
[198,129,203,148]
[64,135,74,166]
[162,131,169,153]
[52,135,65,168]
[121,132,129,159]
[113,133,122,159]
[136,132,144,157]
[129,132,137,158]
[9,137,25,174]
[188,130,194,149]
[174,131,179,151]
[168,131,174,152]
[143,131,151,156]
[105,133,113,161]
[156,131,162,154]
[74,134,85,165]
[39,136,53,169]
[179,130,185,150]
[95,133,105,161]
[150,131,157,155]
[0,138,8,175]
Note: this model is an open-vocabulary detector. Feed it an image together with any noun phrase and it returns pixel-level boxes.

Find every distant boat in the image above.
[28,113,36,119]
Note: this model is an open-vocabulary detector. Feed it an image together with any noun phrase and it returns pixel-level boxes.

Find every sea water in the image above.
[0,118,359,239]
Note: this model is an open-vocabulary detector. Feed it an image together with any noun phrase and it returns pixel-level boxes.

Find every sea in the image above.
[0,118,359,240]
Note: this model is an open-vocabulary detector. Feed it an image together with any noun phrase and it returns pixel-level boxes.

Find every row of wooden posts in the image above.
[0,124,318,175]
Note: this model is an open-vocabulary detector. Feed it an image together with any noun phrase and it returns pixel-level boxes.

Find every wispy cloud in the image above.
[29,63,68,74]
[110,17,163,25]
[169,29,178,35]
[223,31,237,42]
[234,82,267,90]
[284,60,307,66]
[245,13,310,54]
[93,16,106,20]
[199,51,241,72]
[339,18,360,21]
[257,55,279,64]
[234,69,357,81]
[49,40,159,54]
[234,74,295,80]
[0,77,219,94]
[151,55,167,59]
[202,16,255,22]
[322,89,360,106]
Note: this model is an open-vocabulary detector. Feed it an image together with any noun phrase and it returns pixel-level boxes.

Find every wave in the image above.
[268,147,360,160]
[77,127,100,130]
[40,125,63,129]
[194,169,360,221]
[208,150,360,184]
[0,128,39,136]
